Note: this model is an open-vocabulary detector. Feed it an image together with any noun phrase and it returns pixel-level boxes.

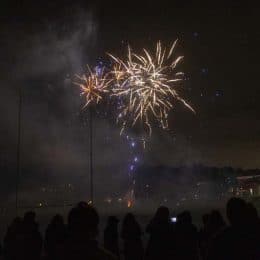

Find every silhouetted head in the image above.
[10,217,22,231]
[107,216,119,226]
[202,213,210,226]
[123,213,136,226]
[24,211,36,223]
[51,214,64,226]
[226,197,247,226]
[246,203,258,223]
[77,201,89,208]
[177,211,192,224]
[12,217,22,225]
[209,210,225,228]
[154,206,170,223]
[68,202,99,239]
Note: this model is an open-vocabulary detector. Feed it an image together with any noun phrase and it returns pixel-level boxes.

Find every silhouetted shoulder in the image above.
[96,247,117,260]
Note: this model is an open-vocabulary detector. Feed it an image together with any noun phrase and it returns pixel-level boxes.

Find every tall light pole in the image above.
[16,86,22,215]
[89,106,94,203]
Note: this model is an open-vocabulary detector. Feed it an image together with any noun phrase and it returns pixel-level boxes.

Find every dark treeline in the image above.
[136,164,260,182]
[134,165,260,200]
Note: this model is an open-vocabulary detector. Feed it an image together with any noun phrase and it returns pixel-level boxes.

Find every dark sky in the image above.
[0,0,260,201]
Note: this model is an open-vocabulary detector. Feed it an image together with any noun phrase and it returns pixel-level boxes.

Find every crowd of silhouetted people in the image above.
[0,197,259,259]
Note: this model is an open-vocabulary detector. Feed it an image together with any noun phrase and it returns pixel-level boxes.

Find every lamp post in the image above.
[16,86,22,214]
[89,106,94,203]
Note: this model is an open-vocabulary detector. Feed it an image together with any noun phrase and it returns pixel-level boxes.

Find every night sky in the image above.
[0,1,260,201]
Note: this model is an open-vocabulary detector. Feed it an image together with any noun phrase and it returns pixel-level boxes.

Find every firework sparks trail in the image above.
[74,66,112,107]
[108,40,195,136]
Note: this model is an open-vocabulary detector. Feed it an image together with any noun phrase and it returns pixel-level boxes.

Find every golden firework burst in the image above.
[108,40,195,136]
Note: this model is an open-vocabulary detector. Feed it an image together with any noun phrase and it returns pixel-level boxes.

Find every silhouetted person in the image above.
[0,243,2,260]
[45,214,67,259]
[199,214,210,260]
[202,213,210,229]
[200,211,226,260]
[21,211,43,260]
[4,212,42,260]
[199,213,210,240]
[207,210,226,237]
[246,202,260,228]
[208,197,260,259]
[121,213,143,260]
[245,202,260,258]
[173,211,199,260]
[64,202,116,260]
[4,217,23,260]
[104,216,120,258]
[145,206,173,260]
